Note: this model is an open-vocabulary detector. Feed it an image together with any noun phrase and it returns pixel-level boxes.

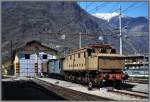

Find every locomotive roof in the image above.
[73,44,112,52]
[66,44,114,56]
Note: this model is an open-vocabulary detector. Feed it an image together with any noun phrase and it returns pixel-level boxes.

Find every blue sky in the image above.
[78,2,148,18]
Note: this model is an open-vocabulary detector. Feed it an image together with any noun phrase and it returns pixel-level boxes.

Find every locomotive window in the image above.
[87,49,92,56]
[25,54,30,59]
[43,54,47,59]
[92,48,96,53]
[101,49,106,53]
[111,49,116,54]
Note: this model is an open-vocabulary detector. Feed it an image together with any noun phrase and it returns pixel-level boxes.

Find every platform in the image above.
[126,82,148,93]
[33,78,148,101]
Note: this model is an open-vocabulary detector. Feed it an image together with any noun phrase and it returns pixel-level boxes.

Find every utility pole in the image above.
[143,54,146,77]
[10,40,13,75]
[10,40,13,62]
[79,32,82,48]
[119,6,122,55]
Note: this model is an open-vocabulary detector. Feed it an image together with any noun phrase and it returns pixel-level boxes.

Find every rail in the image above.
[108,90,148,99]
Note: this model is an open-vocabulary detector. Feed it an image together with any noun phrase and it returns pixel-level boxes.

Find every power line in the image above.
[108,3,119,13]
[122,3,140,13]
[85,1,94,10]
[90,3,109,14]
[41,2,148,49]
[45,2,120,35]
[54,2,108,34]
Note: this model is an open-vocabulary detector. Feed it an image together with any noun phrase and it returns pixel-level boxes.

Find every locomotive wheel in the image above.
[115,80,122,89]
[112,80,116,87]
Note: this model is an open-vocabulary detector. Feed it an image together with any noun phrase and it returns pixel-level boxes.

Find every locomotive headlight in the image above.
[102,80,106,82]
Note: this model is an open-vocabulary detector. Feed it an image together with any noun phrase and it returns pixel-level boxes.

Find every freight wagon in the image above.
[47,58,64,79]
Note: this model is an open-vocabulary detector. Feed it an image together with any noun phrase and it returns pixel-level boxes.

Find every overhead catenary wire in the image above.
[41,2,148,52]
[54,2,108,34]
[43,2,147,36]
[122,3,138,13]
[90,3,109,14]
[108,3,120,13]
[45,2,119,36]
[63,2,128,36]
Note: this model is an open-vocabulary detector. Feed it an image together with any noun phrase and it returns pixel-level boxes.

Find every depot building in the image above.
[13,41,58,77]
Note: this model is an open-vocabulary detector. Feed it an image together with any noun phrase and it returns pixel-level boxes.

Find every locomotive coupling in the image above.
[122,73,129,80]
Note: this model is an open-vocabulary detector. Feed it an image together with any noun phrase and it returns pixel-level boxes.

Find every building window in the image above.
[25,54,30,59]
[70,55,72,60]
[132,59,136,62]
[78,53,80,58]
[84,52,86,58]
[43,54,47,59]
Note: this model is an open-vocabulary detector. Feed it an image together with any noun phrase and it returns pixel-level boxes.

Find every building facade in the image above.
[13,41,58,77]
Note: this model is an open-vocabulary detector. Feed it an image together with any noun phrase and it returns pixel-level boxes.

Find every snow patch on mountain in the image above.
[92,12,119,22]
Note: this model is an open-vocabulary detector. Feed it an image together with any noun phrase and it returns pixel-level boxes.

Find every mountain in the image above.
[109,16,148,32]
[2,1,149,65]
[93,13,148,55]
[92,12,148,32]
[108,15,149,55]
[2,1,111,64]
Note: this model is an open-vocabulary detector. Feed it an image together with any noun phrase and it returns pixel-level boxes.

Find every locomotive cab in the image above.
[86,46,126,82]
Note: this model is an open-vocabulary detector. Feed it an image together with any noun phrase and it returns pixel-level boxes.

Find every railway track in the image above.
[127,78,148,84]
[108,89,148,99]
[129,90,148,94]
